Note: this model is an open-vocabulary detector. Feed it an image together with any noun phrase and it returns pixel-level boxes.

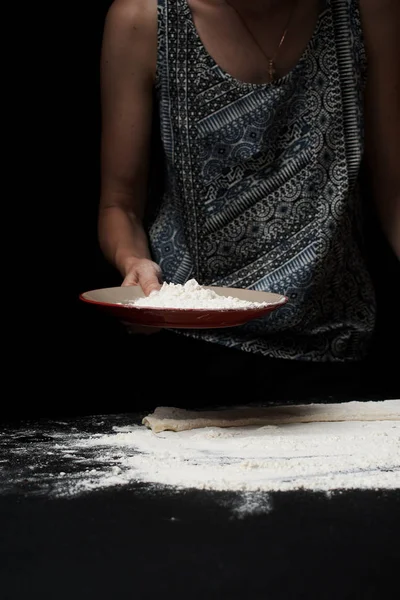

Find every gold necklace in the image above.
[226,0,298,82]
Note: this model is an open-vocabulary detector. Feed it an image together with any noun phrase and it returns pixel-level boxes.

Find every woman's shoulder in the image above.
[104,0,158,38]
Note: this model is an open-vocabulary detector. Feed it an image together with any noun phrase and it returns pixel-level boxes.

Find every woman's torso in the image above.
[149,0,376,361]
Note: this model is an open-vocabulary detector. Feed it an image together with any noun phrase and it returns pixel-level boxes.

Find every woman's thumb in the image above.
[141,277,162,296]
[139,265,163,296]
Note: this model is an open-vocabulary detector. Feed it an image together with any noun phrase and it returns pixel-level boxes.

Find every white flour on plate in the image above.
[129,278,271,309]
[2,413,399,517]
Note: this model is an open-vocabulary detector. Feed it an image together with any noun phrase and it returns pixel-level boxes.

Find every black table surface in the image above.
[1,409,399,600]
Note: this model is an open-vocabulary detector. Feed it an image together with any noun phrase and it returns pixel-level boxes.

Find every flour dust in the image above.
[1,413,399,517]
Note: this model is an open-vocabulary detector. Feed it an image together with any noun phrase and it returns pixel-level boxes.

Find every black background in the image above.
[1,486,399,600]
[17,1,125,414]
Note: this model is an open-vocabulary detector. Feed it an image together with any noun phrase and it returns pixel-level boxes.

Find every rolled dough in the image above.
[142,399,400,433]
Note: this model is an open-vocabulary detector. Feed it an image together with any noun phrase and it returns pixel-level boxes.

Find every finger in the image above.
[121,277,138,287]
[121,270,161,294]
[122,261,163,291]
[138,265,163,296]
[140,277,162,296]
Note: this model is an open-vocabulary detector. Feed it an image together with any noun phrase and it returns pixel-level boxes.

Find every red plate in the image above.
[79,285,288,329]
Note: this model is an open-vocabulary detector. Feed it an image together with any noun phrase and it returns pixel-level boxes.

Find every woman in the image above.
[96,0,399,401]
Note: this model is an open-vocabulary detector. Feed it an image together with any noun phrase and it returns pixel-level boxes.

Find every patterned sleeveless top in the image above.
[149,0,376,362]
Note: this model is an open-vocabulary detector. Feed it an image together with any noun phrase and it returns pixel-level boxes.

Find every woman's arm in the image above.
[360,0,400,259]
[98,0,162,293]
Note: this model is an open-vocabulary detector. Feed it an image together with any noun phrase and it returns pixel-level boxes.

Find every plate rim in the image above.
[79,286,288,313]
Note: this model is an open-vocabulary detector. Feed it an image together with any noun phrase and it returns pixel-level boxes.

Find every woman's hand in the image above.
[121,257,163,335]
[121,257,163,295]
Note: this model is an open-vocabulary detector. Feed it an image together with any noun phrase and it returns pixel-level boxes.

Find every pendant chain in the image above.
[226,0,298,82]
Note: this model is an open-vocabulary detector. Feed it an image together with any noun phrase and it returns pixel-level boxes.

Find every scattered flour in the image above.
[74,420,399,493]
[2,415,398,516]
[129,279,272,309]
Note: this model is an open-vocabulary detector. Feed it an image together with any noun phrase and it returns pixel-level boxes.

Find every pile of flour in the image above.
[130,279,271,309]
